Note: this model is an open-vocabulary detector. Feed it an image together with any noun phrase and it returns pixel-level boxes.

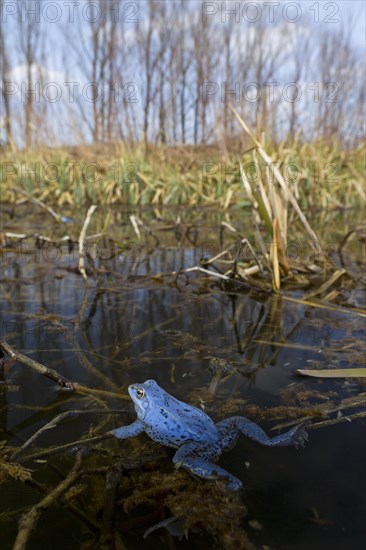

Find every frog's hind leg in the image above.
[172,442,242,491]
[217,417,309,449]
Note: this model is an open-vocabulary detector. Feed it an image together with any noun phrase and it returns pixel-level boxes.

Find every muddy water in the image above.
[0,205,365,549]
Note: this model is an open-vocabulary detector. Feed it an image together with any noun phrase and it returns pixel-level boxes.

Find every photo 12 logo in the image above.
[1,161,140,185]
[1,1,140,24]
[2,81,140,105]
[200,82,340,104]
[202,2,340,24]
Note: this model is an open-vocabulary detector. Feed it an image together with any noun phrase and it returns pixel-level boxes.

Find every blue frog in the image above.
[111,379,309,490]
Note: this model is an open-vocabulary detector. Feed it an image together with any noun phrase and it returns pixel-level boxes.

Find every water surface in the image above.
[1,205,365,549]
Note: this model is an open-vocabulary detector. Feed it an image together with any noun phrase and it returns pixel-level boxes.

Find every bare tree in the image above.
[134,1,167,149]
[0,0,13,147]
[192,13,218,144]
[314,24,360,143]
[16,0,42,148]
[287,28,311,142]
[176,3,194,144]
[62,0,120,143]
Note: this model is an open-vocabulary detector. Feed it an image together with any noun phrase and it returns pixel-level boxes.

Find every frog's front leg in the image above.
[172,442,242,491]
[109,420,144,440]
[217,417,309,449]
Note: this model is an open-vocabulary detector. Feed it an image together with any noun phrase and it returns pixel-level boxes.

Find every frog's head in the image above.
[128,379,161,420]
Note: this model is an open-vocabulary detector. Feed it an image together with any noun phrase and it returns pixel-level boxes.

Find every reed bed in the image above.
[1,117,365,296]
[1,136,364,210]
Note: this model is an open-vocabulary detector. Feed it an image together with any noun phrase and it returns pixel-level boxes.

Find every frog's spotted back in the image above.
[129,379,219,445]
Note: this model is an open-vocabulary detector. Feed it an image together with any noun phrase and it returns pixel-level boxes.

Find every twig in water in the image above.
[9,409,126,460]
[99,463,124,548]
[182,266,251,289]
[232,238,264,277]
[16,433,114,464]
[0,340,129,400]
[308,411,366,429]
[0,340,75,390]
[79,205,97,281]
[130,214,159,246]
[13,452,83,550]
[130,214,141,240]
[219,221,238,250]
[11,411,82,459]
[13,187,67,223]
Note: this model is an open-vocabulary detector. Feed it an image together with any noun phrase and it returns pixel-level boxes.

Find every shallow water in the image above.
[1,205,365,549]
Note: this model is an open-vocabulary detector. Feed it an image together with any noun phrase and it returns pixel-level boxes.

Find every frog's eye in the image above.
[136,388,145,398]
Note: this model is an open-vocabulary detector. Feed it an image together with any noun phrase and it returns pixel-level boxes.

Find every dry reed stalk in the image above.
[230,104,322,251]
[78,204,97,280]
[271,219,281,290]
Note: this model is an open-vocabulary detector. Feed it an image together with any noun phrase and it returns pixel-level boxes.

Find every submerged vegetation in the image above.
[1,337,365,549]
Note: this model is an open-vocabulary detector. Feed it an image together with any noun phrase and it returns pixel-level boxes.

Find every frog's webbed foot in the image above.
[285,421,310,449]
[217,417,310,449]
[172,442,243,491]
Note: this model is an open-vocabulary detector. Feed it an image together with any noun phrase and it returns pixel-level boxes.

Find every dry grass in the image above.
[0,137,364,210]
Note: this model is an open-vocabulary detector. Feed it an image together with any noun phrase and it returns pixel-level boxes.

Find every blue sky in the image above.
[328,0,365,50]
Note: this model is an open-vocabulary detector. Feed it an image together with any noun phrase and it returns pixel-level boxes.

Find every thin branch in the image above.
[79,205,97,280]
[13,187,65,223]
[23,473,100,535]
[99,463,124,549]
[10,409,128,460]
[309,411,366,429]
[0,340,75,390]
[13,452,83,550]
[176,266,251,290]
[11,411,81,459]
[0,340,129,400]
[16,433,114,464]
